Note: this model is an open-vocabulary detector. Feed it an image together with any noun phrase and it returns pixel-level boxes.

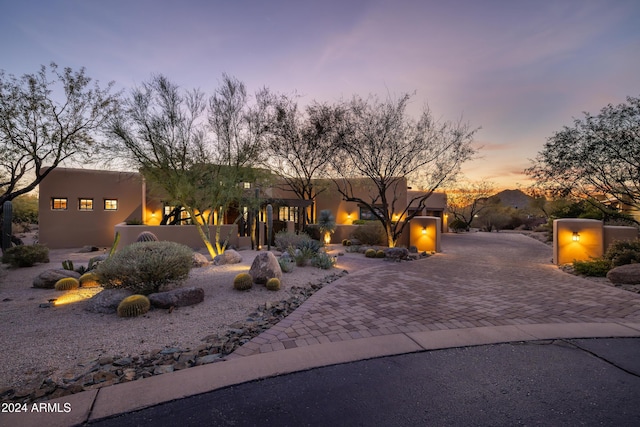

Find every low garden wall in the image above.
[553,219,638,264]
[115,223,240,251]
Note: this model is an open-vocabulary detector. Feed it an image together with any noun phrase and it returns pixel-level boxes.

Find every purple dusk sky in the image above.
[2,0,639,189]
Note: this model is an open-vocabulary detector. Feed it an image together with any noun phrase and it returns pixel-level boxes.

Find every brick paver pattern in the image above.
[231,233,640,357]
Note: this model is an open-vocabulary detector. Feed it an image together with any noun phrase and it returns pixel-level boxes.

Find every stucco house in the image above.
[38,167,447,249]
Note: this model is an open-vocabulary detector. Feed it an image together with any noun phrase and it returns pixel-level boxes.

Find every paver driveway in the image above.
[232,232,640,357]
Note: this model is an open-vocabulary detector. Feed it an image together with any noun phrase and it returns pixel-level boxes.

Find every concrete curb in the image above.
[3,322,640,426]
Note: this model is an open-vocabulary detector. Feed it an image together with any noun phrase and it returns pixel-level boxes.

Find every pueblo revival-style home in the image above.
[38,167,447,249]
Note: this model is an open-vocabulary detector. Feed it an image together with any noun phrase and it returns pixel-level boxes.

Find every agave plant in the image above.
[317,209,336,245]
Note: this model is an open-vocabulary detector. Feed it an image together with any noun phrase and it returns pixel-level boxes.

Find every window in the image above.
[278,206,298,222]
[243,182,251,189]
[104,199,118,211]
[51,198,67,210]
[79,198,93,211]
[359,206,383,221]
[163,205,191,224]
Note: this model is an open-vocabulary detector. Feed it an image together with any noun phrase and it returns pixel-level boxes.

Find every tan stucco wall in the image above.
[603,225,639,251]
[409,216,441,252]
[39,168,143,248]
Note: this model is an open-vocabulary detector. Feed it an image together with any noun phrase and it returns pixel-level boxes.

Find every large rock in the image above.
[212,249,243,266]
[384,247,410,261]
[192,253,210,268]
[85,289,134,314]
[33,269,81,289]
[248,252,282,284]
[148,287,205,308]
[607,263,640,285]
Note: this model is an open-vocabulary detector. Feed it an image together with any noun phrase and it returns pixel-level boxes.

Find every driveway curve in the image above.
[231,232,640,357]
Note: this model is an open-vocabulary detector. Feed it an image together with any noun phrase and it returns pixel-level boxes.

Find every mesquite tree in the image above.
[0,63,118,233]
[332,93,477,247]
[526,96,640,214]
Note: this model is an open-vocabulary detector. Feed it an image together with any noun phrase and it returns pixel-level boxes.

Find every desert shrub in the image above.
[79,272,101,288]
[117,295,151,317]
[311,252,336,270]
[136,231,159,243]
[365,248,377,258]
[449,218,468,232]
[274,231,312,252]
[572,259,611,277]
[97,241,192,295]
[376,250,386,258]
[126,218,143,225]
[352,222,386,246]
[1,244,49,268]
[604,239,640,267]
[297,239,322,253]
[342,239,348,246]
[11,194,39,224]
[290,247,316,267]
[54,277,80,291]
[278,257,295,273]
[233,273,253,291]
[352,219,369,225]
[266,277,281,291]
[303,224,322,241]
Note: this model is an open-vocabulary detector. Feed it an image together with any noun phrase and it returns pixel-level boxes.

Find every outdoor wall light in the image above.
[422,227,427,235]
[572,232,580,242]
[347,213,352,219]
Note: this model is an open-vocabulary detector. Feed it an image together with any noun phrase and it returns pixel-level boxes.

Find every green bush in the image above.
[604,239,640,267]
[352,222,386,245]
[449,218,468,232]
[364,248,377,258]
[311,252,336,269]
[572,259,611,277]
[265,277,281,291]
[1,244,49,268]
[233,273,253,291]
[11,195,39,224]
[97,241,193,295]
[291,247,316,267]
[117,295,151,317]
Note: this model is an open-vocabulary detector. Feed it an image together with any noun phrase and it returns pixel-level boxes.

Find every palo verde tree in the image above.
[446,179,495,230]
[109,74,269,258]
[0,63,118,228]
[332,93,477,247]
[526,95,640,214]
[264,95,346,229]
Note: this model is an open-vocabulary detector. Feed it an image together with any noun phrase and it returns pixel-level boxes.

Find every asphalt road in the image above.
[88,337,640,427]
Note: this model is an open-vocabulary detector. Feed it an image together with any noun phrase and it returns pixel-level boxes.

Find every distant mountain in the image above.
[488,189,534,210]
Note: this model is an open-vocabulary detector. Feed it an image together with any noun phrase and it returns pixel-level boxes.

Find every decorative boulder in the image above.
[77,245,100,253]
[607,264,640,285]
[192,253,210,268]
[384,247,410,261]
[213,249,243,266]
[148,287,205,309]
[248,252,282,284]
[85,289,134,314]
[33,269,81,289]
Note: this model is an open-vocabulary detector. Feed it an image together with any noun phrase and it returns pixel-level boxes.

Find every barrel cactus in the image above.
[233,273,253,291]
[376,250,386,258]
[117,295,151,317]
[54,277,80,291]
[79,272,101,288]
[266,277,281,291]
[365,248,377,258]
[136,231,159,243]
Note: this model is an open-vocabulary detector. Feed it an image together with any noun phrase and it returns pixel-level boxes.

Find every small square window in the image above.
[104,199,118,211]
[51,198,67,210]
[79,198,93,211]
[243,182,251,189]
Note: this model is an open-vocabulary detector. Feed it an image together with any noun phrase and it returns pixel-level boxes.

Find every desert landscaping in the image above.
[0,240,363,403]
